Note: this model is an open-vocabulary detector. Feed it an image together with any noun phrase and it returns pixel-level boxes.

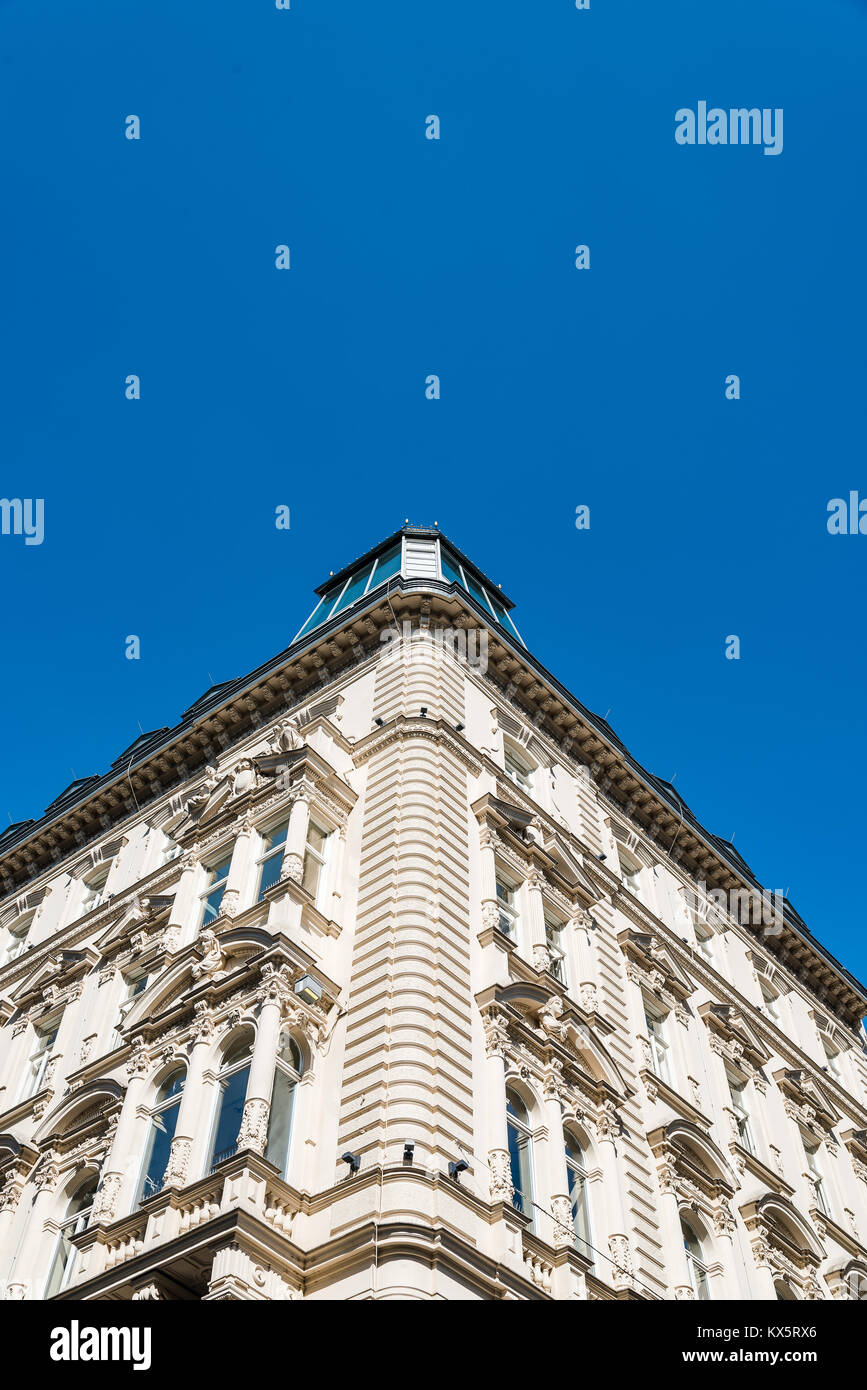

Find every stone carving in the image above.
[608,1235,635,1289]
[480,900,500,932]
[531,944,550,975]
[191,1001,215,1044]
[551,1195,574,1249]
[163,1137,192,1189]
[192,928,224,981]
[482,1012,509,1060]
[132,1283,164,1300]
[488,1148,514,1204]
[187,765,219,816]
[269,717,303,755]
[280,852,304,884]
[231,759,257,797]
[126,1040,150,1078]
[237,1098,270,1155]
[580,982,598,1014]
[537,994,567,1041]
[92,1171,123,1224]
[713,1199,736,1238]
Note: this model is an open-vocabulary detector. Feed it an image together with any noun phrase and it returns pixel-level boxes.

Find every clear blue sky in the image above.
[1,1,864,982]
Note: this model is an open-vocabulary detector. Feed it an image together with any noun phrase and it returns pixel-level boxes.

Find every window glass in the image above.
[369,542,402,586]
[44,1179,97,1297]
[137,1070,185,1204]
[565,1131,592,1259]
[506,1090,534,1227]
[258,822,289,901]
[201,855,232,927]
[330,564,374,616]
[302,823,329,903]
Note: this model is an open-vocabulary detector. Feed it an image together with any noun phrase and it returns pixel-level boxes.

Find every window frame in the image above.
[256,818,290,901]
[301,820,332,911]
[644,1004,672,1085]
[198,850,233,929]
[20,1017,61,1100]
[682,1217,712,1301]
[495,871,521,943]
[506,1088,535,1230]
[135,1068,185,1206]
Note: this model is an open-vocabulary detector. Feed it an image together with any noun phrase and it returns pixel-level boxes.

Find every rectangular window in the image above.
[544,914,567,985]
[760,982,780,1023]
[199,855,232,928]
[803,1139,831,1215]
[301,823,330,907]
[645,1010,671,1084]
[1,918,31,966]
[695,922,714,963]
[21,1021,59,1099]
[728,1075,755,1154]
[81,866,111,912]
[821,1038,842,1081]
[257,821,289,901]
[495,876,519,941]
[504,747,532,792]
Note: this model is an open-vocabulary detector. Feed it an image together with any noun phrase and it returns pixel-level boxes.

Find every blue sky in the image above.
[1,1,865,982]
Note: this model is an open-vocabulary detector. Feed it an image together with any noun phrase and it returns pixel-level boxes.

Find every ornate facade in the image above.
[1,526,866,1300]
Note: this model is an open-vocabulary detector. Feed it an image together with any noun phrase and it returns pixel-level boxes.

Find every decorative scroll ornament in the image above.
[257,962,293,1008]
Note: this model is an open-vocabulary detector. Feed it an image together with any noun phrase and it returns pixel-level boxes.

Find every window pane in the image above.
[265,1068,296,1176]
[210,1066,250,1168]
[258,850,284,900]
[331,566,374,616]
[307,823,327,857]
[369,543,402,586]
[139,1100,181,1203]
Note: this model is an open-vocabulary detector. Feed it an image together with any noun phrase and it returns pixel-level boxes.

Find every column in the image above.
[478,823,499,938]
[91,1041,151,1224]
[482,1011,513,1204]
[656,1155,695,1299]
[596,1102,635,1291]
[218,822,253,920]
[526,868,550,975]
[163,1003,215,1188]
[5,1159,60,1299]
[543,1070,573,1249]
[162,852,201,953]
[281,782,313,884]
[236,965,290,1155]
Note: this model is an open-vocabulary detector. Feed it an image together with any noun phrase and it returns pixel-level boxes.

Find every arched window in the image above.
[775,1278,798,1300]
[682,1217,711,1300]
[208,1035,253,1171]
[45,1177,98,1297]
[136,1068,185,1204]
[503,743,534,794]
[506,1088,534,1228]
[564,1129,592,1260]
[265,1035,304,1178]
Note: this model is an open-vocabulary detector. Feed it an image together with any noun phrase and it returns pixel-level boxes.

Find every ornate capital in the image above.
[126,1040,150,1078]
[482,1011,510,1060]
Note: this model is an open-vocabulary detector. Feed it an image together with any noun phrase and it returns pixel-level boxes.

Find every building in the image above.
[1,525,866,1302]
